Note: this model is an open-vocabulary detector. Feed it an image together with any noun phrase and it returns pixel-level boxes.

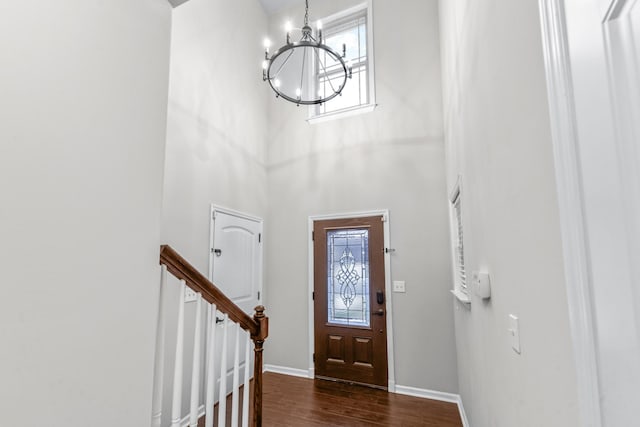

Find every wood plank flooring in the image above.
[262,372,463,426]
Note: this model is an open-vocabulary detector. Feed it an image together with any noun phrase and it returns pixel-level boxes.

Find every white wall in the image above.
[265,0,459,393]
[161,0,269,270]
[438,0,580,425]
[160,0,268,422]
[0,1,171,426]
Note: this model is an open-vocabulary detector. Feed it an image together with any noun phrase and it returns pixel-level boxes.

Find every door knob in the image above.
[373,309,385,316]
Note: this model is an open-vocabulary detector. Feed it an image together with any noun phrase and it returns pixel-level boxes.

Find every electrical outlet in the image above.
[392,280,406,293]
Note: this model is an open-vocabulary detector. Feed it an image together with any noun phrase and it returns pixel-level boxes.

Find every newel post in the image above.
[251,305,268,427]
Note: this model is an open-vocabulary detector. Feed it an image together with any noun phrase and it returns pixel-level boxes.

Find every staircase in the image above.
[151,245,268,427]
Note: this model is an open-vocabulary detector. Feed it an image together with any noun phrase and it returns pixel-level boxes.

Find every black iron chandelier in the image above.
[262,0,353,106]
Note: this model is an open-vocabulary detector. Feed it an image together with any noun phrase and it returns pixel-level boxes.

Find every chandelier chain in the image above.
[304,0,309,26]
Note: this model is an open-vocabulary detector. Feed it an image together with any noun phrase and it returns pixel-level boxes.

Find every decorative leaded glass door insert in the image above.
[327,229,370,327]
[313,216,388,388]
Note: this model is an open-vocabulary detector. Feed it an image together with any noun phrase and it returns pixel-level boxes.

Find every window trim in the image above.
[307,0,376,124]
[449,177,470,305]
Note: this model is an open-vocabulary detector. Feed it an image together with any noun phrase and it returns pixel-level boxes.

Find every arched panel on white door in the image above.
[214,225,256,302]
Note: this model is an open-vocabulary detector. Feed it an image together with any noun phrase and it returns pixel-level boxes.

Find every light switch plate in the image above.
[393,280,406,293]
[509,314,521,354]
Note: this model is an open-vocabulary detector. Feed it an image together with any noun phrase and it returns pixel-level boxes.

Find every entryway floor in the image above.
[262,372,463,426]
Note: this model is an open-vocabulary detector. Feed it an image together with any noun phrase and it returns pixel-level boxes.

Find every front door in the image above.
[313,216,388,388]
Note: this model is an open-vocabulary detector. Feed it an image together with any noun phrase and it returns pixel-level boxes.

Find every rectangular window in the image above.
[309,2,375,122]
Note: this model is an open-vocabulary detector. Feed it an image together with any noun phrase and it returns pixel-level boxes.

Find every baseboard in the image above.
[263,364,310,378]
[395,385,469,427]
[179,404,205,427]
[456,396,470,427]
[395,384,459,403]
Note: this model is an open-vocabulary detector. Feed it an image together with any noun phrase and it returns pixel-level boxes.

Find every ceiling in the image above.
[259,0,302,15]
[169,0,301,14]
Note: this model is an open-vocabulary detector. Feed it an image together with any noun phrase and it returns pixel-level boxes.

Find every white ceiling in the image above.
[259,0,301,15]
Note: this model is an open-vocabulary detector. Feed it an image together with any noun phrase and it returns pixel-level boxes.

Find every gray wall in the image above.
[160,0,269,422]
[0,1,172,426]
[264,0,459,393]
[438,0,580,425]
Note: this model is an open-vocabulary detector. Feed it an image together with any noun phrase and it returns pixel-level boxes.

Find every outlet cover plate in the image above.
[393,280,406,293]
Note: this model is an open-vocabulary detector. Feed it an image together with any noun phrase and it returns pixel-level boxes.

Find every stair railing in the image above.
[151,245,268,427]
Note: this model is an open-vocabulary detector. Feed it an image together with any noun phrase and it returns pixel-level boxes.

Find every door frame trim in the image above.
[209,204,264,306]
[307,209,396,392]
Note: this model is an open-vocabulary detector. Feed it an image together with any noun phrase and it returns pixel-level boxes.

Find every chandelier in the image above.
[262,0,353,106]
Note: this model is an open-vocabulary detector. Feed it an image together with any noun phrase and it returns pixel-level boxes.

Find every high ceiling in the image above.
[259,0,302,15]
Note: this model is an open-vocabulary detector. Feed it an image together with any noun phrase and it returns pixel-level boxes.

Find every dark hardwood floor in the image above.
[262,372,463,426]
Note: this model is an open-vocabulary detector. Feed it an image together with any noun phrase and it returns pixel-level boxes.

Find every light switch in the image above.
[392,280,406,293]
[508,314,521,354]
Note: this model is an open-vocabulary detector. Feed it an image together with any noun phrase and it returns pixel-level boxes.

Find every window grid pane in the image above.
[318,65,367,114]
[315,12,369,116]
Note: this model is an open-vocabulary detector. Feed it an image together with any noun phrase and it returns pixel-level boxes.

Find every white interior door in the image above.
[548,0,640,425]
[209,207,263,397]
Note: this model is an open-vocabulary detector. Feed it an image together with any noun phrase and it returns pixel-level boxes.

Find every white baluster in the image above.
[189,293,203,427]
[231,325,241,426]
[205,304,217,427]
[151,265,167,427]
[170,281,187,427]
[204,303,211,391]
[218,315,228,427]
[241,331,251,427]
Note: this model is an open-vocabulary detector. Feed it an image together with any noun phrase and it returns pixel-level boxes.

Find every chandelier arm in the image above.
[313,45,340,95]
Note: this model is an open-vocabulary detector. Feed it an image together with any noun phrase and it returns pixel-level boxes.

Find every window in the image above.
[449,179,469,303]
[309,2,375,122]
[326,229,370,327]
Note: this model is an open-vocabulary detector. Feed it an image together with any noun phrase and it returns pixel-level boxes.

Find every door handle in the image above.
[373,309,385,316]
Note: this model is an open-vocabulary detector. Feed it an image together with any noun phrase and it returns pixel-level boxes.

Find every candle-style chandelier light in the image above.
[262,0,353,106]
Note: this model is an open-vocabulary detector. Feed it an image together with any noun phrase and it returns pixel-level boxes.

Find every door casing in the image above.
[539,0,640,425]
[307,209,396,392]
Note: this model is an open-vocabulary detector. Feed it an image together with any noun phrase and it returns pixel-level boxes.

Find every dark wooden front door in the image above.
[313,216,388,388]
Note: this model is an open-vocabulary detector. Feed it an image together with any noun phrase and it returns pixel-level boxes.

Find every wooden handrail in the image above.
[159,244,268,426]
[160,244,259,335]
